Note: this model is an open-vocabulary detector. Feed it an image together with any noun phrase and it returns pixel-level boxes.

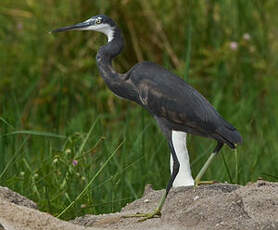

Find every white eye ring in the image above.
[95,18,102,24]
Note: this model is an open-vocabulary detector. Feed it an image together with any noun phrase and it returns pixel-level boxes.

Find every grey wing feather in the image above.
[129,62,242,146]
[140,78,219,128]
[131,62,218,127]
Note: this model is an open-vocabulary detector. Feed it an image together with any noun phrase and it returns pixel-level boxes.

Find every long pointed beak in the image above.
[51,21,91,33]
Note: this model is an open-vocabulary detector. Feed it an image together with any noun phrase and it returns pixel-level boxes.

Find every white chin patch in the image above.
[85,24,115,42]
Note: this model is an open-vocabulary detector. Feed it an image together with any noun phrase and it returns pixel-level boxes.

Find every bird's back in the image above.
[126,61,242,148]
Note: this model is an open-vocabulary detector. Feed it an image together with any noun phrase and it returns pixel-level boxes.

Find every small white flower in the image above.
[53,158,58,164]
[243,33,251,40]
[229,41,238,51]
[65,149,71,154]
[20,171,25,176]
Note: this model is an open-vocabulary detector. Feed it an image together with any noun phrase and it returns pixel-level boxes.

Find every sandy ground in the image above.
[0,180,278,230]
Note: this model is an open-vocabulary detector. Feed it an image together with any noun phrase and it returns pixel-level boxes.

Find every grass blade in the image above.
[0,117,14,129]
[2,130,66,139]
[75,117,99,159]
[235,148,239,184]
[220,151,233,183]
[184,20,192,80]
[0,136,29,180]
[56,140,124,218]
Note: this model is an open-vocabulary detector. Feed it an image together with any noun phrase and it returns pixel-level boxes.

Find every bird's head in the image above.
[51,15,116,42]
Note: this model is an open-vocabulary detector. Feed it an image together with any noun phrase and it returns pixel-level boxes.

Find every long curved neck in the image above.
[95,25,140,103]
[96,26,124,83]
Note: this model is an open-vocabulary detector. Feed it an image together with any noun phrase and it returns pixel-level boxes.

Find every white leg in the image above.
[170,131,194,187]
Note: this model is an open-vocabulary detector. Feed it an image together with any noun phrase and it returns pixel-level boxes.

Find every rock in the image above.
[0,186,37,209]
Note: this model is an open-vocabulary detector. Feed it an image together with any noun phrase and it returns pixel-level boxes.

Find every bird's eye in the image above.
[95,18,102,24]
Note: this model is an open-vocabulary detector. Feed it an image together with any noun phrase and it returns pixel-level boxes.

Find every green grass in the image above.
[1,0,278,220]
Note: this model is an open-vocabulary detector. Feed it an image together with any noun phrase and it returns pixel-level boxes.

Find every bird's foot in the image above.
[122,209,161,222]
[194,180,216,187]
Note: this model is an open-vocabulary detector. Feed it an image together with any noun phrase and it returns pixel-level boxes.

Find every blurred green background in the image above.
[1,0,278,220]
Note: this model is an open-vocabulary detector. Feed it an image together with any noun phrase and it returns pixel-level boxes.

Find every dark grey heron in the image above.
[52,15,242,221]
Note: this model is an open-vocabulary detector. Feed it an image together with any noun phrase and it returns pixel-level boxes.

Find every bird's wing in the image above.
[138,79,219,130]
[130,62,227,132]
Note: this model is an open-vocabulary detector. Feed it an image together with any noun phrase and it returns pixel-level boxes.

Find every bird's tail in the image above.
[215,125,243,149]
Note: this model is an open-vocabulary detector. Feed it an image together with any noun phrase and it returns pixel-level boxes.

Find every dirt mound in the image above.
[0,186,101,230]
[0,181,278,230]
[72,181,278,230]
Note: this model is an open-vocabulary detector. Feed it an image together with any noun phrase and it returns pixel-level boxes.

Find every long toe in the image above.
[194,180,216,187]
[138,210,161,222]
[121,210,161,222]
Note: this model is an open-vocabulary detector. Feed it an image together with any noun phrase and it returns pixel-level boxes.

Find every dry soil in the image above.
[0,180,278,230]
